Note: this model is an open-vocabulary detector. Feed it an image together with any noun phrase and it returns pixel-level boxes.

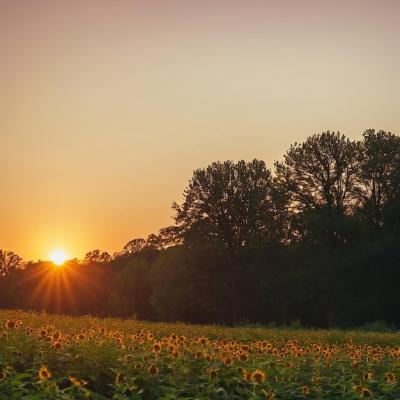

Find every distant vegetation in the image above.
[1,130,400,328]
[0,310,399,399]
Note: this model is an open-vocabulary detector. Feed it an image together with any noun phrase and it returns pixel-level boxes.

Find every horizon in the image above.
[2,0,400,260]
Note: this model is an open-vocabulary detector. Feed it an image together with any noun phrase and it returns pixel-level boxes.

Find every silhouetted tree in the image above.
[0,250,23,275]
[123,238,146,255]
[357,129,400,224]
[84,249,112,264]
[151,226,182,248]
[149,247,229,323]
[108,256,154,318]
[172,160,277,253]
[145,234,164,250]
[275,131,361,216]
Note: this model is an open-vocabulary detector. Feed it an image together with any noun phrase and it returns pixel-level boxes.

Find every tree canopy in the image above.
[172,159,277,253]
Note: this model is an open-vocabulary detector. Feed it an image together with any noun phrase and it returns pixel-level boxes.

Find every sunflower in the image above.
[39,366,52,381]
[153,343,161,353]
[52,341,63,350]
[385,372,396,383]
[208,369,218,379]
[363,372,373,381]
[224,357,233,366]
[168,345,176,353]
[301,385,310,395]
[52,331,61,340]
[361,388,372,397]
[148,364,159,375]
[5,320,15,329]
[39,328,48,337]
[354,385,363,393]
[242,370,252,381]
[251,369,266,384]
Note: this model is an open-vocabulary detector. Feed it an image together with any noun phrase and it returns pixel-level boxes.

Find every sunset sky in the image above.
[1,0,400,261]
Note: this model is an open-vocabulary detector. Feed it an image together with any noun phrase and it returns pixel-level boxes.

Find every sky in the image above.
[1,0,400,261]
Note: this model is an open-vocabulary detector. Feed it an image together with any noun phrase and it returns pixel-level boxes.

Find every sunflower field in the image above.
[0,310,399,399]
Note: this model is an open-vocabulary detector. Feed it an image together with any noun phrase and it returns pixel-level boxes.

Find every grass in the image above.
[0,309,399,399]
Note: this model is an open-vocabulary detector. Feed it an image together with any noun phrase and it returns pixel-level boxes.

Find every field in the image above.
[0,310,399,399]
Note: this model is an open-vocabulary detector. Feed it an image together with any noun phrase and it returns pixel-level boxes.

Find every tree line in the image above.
[1,130,400,327]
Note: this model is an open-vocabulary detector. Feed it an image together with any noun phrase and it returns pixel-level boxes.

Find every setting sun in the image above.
[49,250,69,266]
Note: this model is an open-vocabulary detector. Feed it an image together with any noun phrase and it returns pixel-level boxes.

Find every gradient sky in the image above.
[1,0,400,261]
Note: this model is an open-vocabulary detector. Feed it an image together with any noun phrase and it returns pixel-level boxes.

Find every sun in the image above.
[49,249,69,266]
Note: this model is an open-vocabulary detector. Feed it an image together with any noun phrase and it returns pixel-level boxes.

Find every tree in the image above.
[107,256,154,318]
[84,249,112,264]
[275,131,361,216]
[149,247,230,323]
[122,238,146,255]
[172,159,277,254]
[357,129,400,224]
[0,250,23,275]
[148,226,182,248]
[145,231,178,250]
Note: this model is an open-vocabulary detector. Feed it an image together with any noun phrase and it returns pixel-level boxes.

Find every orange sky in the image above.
[1,0,400,261]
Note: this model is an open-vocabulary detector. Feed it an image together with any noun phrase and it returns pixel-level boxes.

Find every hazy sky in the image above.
[1,0,400,260]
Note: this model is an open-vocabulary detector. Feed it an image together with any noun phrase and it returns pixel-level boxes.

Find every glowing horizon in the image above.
[49,249,70,266]
[1,0,400,261]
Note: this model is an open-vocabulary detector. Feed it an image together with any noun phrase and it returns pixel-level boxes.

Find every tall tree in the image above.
[358,129,400,224]
[275,131,361,216]
[172,159,277,253]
